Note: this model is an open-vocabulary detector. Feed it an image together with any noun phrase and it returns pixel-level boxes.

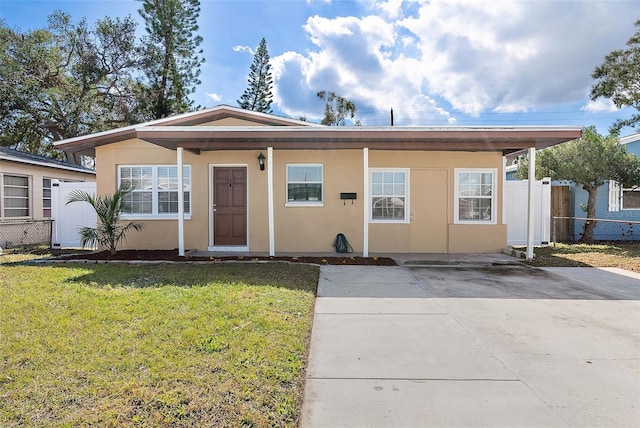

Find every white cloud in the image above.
[232,45,254,55]
[274,13,454,125]
[206,92,223,102]
[272,0,640,125]
[400,0,639,115]
[582,98,618,113]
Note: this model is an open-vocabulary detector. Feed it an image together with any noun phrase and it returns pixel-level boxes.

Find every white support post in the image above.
[526,147,536,260]
[267,147,275,256]
[363,148,369,257]
[177,147,185,256]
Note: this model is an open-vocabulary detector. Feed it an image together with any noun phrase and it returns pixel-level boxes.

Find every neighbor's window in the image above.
[622,187,640,209]
[3,175,29,217]
[286,164,323,205]
[455,169,496,223]
[43,178,52,217]
[118,165,191,217]
[370,169,409,222]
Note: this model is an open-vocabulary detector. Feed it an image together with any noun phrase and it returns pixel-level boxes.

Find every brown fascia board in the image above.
[136,126,582,152]
[55,123,582,156]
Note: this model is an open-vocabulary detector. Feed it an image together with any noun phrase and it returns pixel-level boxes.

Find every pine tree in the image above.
[138,0,204,119]
[591,19,640,134]
[238,38,273,113]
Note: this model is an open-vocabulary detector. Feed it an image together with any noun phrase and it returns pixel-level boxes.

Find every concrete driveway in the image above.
[301,263,640,427]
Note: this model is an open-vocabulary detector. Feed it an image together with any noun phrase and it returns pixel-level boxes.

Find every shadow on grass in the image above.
[59,262,320,293]
[1,259,319,293]
[525,254,593,268]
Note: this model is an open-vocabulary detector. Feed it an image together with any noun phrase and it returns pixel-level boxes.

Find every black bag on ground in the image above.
[334,233,353,253]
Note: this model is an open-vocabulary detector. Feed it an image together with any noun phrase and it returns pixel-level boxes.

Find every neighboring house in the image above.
[0,147,95,247]
[507,132,640,241]
[54,105,581,254]
[0,147,95,220]
[585,132,640,240]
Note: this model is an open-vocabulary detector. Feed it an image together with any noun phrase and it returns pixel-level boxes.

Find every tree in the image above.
[516,126,640,243]
[0,13,145,161]
[66,184,143,255]
[316,91,357,126]
[237,38,273,113]
[591,19,640,134]
[138,0,204,119]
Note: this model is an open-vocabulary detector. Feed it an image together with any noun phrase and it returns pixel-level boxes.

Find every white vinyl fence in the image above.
[505,178,551,246]
[51,180,97,249]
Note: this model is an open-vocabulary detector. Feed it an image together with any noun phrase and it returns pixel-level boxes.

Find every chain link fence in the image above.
[552,217,640,244]
[0,220,53,249]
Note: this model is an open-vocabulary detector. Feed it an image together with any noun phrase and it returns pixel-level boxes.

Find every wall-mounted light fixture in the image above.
[257,152,266,171]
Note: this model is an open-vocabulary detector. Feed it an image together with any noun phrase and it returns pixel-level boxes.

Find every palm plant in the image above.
[66,184,143,255]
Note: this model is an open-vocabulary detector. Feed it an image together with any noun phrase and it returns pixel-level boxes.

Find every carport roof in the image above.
[56,125,583,157]
[53,105,582,157]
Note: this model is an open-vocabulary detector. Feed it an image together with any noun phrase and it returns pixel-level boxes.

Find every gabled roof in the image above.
[0,147,95,174]
[54,105,318,157]
[54,105,583,157]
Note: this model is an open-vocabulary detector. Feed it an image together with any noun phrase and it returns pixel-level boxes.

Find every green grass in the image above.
[0,253,319,427]
[523,242,640,272]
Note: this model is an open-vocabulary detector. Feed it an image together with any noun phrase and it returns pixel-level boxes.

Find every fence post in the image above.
[51,180,60,249]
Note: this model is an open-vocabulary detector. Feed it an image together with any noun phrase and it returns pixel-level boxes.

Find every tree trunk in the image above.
[579,187,598,243]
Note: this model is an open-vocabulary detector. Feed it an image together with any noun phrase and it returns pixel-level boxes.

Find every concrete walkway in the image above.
[300,263,640,427]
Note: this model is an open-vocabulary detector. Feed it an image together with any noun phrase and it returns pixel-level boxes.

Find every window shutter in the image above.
[608,180,620,212]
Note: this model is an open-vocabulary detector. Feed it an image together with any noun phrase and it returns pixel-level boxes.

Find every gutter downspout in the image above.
[177,147,185,256]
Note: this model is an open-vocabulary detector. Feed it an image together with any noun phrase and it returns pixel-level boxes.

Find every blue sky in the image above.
[1,0,639,135]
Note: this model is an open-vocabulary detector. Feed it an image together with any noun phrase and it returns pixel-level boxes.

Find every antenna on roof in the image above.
[390,108,394,126]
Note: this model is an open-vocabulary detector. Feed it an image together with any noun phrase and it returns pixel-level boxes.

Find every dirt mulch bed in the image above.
[58,249,397,266]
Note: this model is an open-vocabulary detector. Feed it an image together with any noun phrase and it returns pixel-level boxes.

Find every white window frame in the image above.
[285,163,324,207]
[369,168,410,223]
[454,168,497,224]
[2,174,30,218]
[118,165,191,220]
[622,186,640,210]
[43,177,52,218]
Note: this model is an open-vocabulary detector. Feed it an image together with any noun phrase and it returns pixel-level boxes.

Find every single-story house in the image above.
[584,132,640,240]
[0,147,95,220]
[54,105,581,255]
[0,147,95,247]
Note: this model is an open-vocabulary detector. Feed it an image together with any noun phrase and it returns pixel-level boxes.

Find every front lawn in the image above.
[0,256,319,427]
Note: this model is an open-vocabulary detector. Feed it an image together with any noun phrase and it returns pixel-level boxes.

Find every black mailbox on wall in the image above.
[340,192,357,204]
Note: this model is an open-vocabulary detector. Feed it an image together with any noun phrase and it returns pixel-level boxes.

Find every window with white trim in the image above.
[370,169,409,222]
[286,164,323,205]
[3,175,29,217]
[622,187,640,209]
[43,178,52,217]
[455,169,496,223]
[118,165,191,217]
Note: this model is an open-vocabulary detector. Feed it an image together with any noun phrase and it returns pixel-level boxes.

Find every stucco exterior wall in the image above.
[0,160,94,221]
[96,140,507,253]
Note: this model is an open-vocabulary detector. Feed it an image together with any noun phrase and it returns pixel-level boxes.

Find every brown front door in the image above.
[213,167,247,246]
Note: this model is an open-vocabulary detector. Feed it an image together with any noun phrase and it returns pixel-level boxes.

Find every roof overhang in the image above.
[55,125,583,157]
[0,151,95,174]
